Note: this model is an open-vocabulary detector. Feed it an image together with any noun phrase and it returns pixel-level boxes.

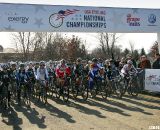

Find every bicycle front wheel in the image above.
[62,85,69,102]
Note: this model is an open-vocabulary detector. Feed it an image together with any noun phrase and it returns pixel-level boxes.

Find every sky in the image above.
[0,0,159,52]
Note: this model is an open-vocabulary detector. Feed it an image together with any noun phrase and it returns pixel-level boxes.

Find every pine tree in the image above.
[140,48,146,56]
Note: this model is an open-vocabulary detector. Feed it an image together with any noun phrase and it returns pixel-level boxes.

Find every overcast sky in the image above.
[0,0,159,52]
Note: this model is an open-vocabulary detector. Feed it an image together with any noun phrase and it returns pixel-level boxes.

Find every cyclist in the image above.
[56,59,68,77]
[8,62,17,82]
[104,60,113,80]
[88,58,101,90]
[36,61,49,81]
[98,58,104,67]
[74,58,84,85]
[0,64,11,108]
[74,58,83,76]
[121,60,137,75]
[26,62,35,93]
[8,62,17,98]
[56,59,71,86]
[16,63,29,104]
[47,60,56,87]
[36,61,49,102]
[34,62,40,78]
[121,60,138,85]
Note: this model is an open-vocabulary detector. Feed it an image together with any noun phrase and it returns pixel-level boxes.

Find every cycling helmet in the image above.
[40,61,45,66]
[19,63,25,67]
[105,60,109,64]
[92,58,98,63]
[127,54,132,59]
[29,61,33,65]
[60,59,66,64]
[127,60,133,65]
[88,60,92,64]
[76,58,82,62]
[1,64,9,70]
[10,61,17,66]
[109,59,114,62]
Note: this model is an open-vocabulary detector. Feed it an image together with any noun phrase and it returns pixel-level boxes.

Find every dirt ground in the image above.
[0,93,160,130]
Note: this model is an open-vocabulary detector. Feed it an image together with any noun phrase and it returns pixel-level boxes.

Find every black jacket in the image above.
[152,58,160,69]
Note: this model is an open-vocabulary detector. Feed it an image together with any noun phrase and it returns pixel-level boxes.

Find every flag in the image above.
[56,9,79,20]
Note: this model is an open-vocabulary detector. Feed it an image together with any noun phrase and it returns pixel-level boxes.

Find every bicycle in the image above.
[107,75,125,98]
[37,80,48,104]
[55,75,70,102]
[121,70,143,97]
[89,75,108,99]
[48,76,56,97]
[18,82,31,107]
[71,74,89,100]
[0,82,10,109]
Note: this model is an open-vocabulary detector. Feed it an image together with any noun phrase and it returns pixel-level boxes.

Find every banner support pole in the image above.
[157,33,160,53]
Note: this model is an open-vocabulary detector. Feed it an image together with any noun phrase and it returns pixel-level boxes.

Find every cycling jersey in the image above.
[89,64,100,79]
[27,68,35,79]
[74,64,84,77]
[36,67,49,81]
[8,69,17,80]
[56,64,71,78]
[16,69,29,84]
[47,67,55,77]
[0,70,11,84]
[121,64,137,76]
[88,63,101,89]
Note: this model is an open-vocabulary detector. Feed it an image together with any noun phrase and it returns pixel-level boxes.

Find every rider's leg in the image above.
[89,77,94,89]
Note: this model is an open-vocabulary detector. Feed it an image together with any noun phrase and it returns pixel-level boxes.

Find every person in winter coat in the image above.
[152,53,160,69]
[138,55,151,69]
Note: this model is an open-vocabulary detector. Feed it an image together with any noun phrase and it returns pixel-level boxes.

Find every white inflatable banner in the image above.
[145,69,160,92]
[0,3,160,32]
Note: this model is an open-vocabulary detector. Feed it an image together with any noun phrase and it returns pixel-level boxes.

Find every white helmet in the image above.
[127,60,133,65]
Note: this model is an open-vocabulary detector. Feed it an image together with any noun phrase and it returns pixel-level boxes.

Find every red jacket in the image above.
[56,64,71,78]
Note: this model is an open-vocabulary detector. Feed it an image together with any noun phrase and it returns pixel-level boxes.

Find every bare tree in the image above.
[97,33,121,59]
[11,32,35,61]
[129,40,135,55]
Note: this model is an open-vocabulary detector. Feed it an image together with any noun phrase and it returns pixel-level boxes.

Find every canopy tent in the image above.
[0,3,160,51]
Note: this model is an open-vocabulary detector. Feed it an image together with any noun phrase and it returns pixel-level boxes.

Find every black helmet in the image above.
[92,58,98,63]
[19,63,25,67]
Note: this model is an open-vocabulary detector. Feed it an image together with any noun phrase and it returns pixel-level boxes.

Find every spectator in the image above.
[152,53,160,69]
[126,54,137,68]
[138,55,151,69]
[138,55,151,91]
[119,57,126,70]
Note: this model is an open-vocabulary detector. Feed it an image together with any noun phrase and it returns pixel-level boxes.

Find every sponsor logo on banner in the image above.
[126,14,140,26]
[8,16,29,24]
[146,74,160,86]
[49,9,79,28]
[49,9,107,29]
[6,12,29,24]
[148,14,157,26]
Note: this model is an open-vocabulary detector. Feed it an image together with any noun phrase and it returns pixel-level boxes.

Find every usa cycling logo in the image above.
[49,9,79,28]
[148,14,156,26]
